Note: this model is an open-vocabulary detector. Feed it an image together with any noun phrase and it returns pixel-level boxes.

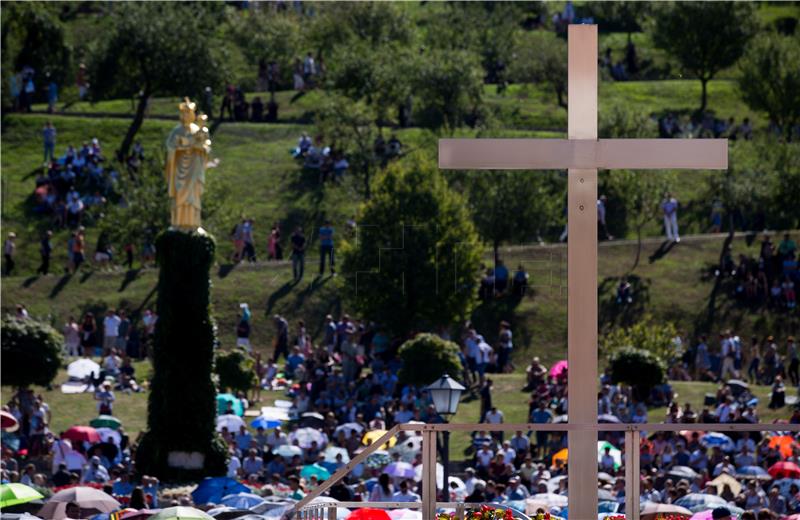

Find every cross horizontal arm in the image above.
[438,138,728,170]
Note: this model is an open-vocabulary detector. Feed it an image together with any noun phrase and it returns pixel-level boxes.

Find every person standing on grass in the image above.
[43,121,56,163]
[319,220,335,275]
[3,232,16,276]
[290,227,306,282]
[103,309,121,356]
[661,192,680,243]
[37,230,52,275]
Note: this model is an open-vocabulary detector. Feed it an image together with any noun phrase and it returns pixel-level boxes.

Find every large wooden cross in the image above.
[439,25,727,519]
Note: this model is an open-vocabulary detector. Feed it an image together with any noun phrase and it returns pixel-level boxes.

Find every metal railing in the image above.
[295,422,800,520]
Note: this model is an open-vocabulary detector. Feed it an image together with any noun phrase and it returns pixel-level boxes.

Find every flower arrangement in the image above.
[437,505,516,520]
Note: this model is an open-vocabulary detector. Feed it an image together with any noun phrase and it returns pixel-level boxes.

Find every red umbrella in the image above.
[1,411,19,432]
[62,426,101,444]
[768,461,800,479]
[347,509,392,520]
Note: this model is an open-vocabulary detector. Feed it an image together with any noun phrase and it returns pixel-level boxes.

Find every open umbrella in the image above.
[768,461,800,479]
[774,478,800,496]
[362,430,396,449]
[598,414,621,424]
[530,493,568,508]
[306,497,350,520]
[365,451,392,469]
[414,462,444,487]
[120,510,160,520]
[708,472,742,496]
[191,477,249,505]
[220,492,266,510]
[383,462,415,479]
[390,436,422,462]
[62,426,101,444]
[0,484,43,508]
[346,509,391,520]
[272,445,302,459]
[1,411,19,432]
[335,423,364,437]
[67,358,101,379]
[89,416,121,430]
[668,466,699,480]
[549,360,568,378]
[251,416,281,430]
[768,435,796,459]
[38,487,119,519]
[673,493,728,513]
[301,463,332,481]
[735,465,772,481]
[216,414,245,433]
[688,507,745,520]
[95,427,122,446]
[597,441,622,470]
[552,448,568,467]
[217,394,244,417]
[300,412,325,428]
[699,432,734,452]
[290,428,327,449]
[150,507,214,520]
[388,510,422,520]
[324,446,351,464]
[640,502,692,520]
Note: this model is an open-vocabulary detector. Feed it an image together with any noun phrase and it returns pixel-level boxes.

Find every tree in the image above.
[738,33,800,141]
[582,2,651,42]
[215,350,255,394]
[1,3,72,84]
[509,31,567,109]
[601,315,680,361]
[341,156,482,338]
[651,2,756,113]
[316,96,379,199]
[608,346,666,403]
[229,10,302,92]
[411,49,485,132]
[87,3,225,162]
[1,316,62,389]
[397,333,463,387]
[465,171,561,264]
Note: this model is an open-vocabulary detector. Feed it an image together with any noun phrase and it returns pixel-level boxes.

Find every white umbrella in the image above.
[38,487,120,519]
[531,493,568,508]
[323,446,350,463]
[273,445,303,459]
[389,510,423,520]
[273,400,293,409]
[384,461,416,479]
[391,436,423,462]
[260,407,291,422]
[307,497,349,520]
[413,462,444,487]
[67,359,101,380]
[289,427,326,449]
[334,423,364,437]
[546,475,568,493]
[94,427,121,446]
[216,414,245,432]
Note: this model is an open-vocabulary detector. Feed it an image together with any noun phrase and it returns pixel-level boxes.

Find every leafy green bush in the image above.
[1,316,62,389]
[609,347,666,403]
[397,333,463,387]
[601,316,680,361]
[215,350,255,394]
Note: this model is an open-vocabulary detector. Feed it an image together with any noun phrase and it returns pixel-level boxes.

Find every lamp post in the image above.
[424,374,465,501]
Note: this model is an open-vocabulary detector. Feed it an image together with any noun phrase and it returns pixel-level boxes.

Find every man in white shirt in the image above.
[661,192,680,242]
[600,447,616,472]
[500,440,516,464]
[266,426,288,449]
[477,340,493,385]
[463,468,479,495]
[476,444,494,471]
[392,480,420,502]
[485,407,504,425]
[103,309,121,355]
[227,452,241,478]
[464,329,481,382]
[510,431,530,458]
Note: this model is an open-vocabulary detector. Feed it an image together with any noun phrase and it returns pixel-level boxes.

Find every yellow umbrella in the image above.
[362,430,397,448]
[709,472,742,497]
[552,448,568,467]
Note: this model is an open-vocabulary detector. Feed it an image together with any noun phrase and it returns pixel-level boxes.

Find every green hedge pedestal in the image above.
[135,229,227,481]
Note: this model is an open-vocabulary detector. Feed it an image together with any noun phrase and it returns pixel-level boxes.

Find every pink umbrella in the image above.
[549,360,568,378]
[689,511,714,520]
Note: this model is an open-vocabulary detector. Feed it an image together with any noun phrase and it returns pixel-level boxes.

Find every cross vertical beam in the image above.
[567,24,599,520]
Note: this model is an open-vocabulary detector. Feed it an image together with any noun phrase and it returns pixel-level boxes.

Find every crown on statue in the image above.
[179,97,197,116]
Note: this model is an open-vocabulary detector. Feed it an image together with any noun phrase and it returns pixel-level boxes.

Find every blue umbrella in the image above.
[700,432,735,452]
[220,492,266,509]
[251,416,281,430]
[217,394,244,417]
[736,465,772,480]
[774,478,800,496]
[191,477,250,505]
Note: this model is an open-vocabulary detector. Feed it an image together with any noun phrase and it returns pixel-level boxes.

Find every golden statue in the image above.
[165,98,212,230]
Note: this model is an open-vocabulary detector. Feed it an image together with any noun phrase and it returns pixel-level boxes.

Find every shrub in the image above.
[601,316,680,362]
[215,350,254,394]
[397,333,463,387]
[1,316,62,389]
[609,347,666,403]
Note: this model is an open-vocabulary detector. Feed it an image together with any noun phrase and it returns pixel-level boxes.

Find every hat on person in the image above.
[465,467,475,474]
[240,303,249,309]
[7,232,15,238]
[711,507,732,519]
